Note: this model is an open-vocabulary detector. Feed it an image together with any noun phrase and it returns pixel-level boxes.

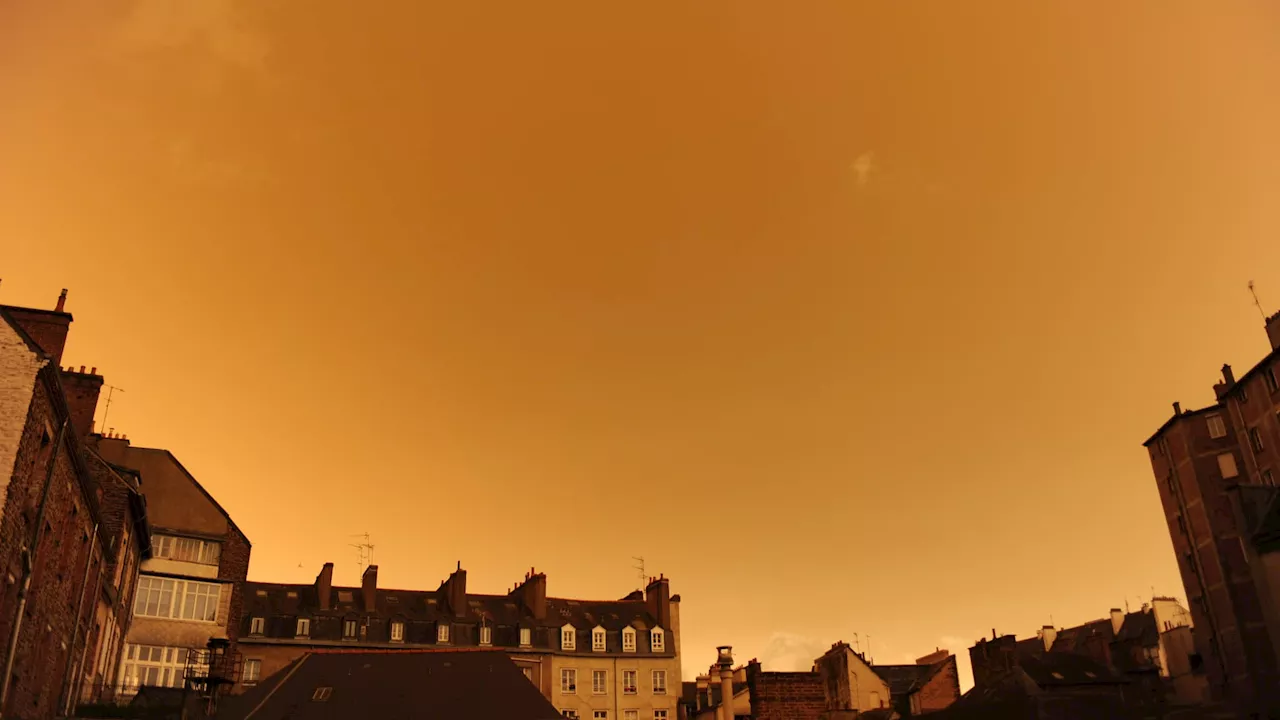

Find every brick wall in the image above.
[220,527,251,658]
[913,655,961,714]
[0,373,103,719]
[745,665,826,720]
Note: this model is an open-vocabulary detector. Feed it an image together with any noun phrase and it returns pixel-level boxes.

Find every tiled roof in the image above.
[215,650,562,720]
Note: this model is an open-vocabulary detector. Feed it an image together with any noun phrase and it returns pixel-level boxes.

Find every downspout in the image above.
[60,522,101,715]
[0,417,68,717]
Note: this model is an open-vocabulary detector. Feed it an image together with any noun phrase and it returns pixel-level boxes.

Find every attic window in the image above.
[286,591,298,599]
[561,625,576,651]
[250,617,265,635]
[437,623,450,643]
[592,627,606,652]
[255,590,267,597]
[338,591,354,604]
[622,627,636,653]
[650,628,665,652]
[480,624,492,646]
[312,687,332,702]
[520,627,532,647]
[391,620,405,642]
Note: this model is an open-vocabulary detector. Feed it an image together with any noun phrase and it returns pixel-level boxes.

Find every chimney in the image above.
[1267,311,1280,351]
[1040,625,1057,653]
[55,289,67,313]
[1222,364,1236,386]
[717,646,735,720]
[1111,608,1124,635]
[512,568,547,621]
[361,565,378,612]
[442,562,467,618]
[316,562,334,611]
[645,574,672,630]
[695,675,710,710]
[4,302,73,366]
[1173,402,1182,416]
[59,366,103,440]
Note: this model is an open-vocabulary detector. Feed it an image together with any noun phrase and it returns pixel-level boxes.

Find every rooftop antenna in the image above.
[631,557,647,588]
[1249,281,1268,321]
[99,384,124,432]
[851,632,860,654]
[349,533,375,577]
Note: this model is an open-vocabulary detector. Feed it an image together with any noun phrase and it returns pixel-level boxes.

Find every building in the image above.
[944,648,1134,720]
[1143,309,1280,714]
[89,433,252,696]
[682,642,959,720]
[215,649,562,719]
[0,291,150,719]
[237,563,682,720]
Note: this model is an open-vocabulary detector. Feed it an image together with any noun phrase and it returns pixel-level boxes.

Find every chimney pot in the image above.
[55,289,67,313]
[1222,364,1236,386]
[90,367,96,375]
[1173,402,1182,415]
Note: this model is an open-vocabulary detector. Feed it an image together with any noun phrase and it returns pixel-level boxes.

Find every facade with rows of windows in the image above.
[237,563,681,720]
[92,436,251,696]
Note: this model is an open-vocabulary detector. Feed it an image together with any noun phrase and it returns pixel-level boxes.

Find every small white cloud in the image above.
[851,152,876,187]
[758,632,829,672]
[939,635,975,694]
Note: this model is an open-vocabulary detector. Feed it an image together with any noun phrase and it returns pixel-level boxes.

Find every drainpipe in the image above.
[0,417,68,718]
[59,521,100,716]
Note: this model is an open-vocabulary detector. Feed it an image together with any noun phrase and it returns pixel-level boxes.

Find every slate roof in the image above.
[216,650,562,720]
[1018,653,1128,687]
[873,663,936,695]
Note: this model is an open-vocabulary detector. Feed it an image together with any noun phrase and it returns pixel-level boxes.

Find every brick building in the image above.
[0,292,150,719]
[237,563,681,720]
[1143,310,1280,715]
[89,433,252,696]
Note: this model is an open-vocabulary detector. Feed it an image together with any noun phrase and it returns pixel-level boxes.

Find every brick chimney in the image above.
[60,366,103,439]
[4,290,73,366]
[969,634,1017,689]
[1111,608,1125,635]
[440,562,467,618]
[511,568,547,621]
[316,562,334,611]
[1266,310,1280,351]
[361,565,378,612]
[645,574,672,630]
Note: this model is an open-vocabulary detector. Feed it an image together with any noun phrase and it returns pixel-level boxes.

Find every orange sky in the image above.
[4,0,1280,690]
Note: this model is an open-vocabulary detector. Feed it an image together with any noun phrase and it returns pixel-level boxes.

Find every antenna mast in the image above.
[632,556,647,588]
[349,533,375,576]
[1249,281,1268,321]
[100,385,125,432]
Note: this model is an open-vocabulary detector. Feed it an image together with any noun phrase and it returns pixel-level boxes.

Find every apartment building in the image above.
[237,563,682,720]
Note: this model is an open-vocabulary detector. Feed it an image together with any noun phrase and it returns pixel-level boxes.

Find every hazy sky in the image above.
[4,0,1280,691]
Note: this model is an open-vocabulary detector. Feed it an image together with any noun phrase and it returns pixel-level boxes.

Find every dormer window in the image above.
[296,618,311,637]
[480,623,492,646]
[622,626,636,652]
[390,620,404,642]
[437,623,450,643]
[592,626,606,652]
[249,617,264,635]
[342,618,358,639]
[561,624,576,651]
[650,628,665,652]
[520,627,532,647]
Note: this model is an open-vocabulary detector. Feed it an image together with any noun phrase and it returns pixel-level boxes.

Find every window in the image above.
[561,712,579,720]
[1251,428,1265,453]
[622,669,637,694]
[561,625,576,650]
[391,620,404,642]
[1218,452,1239,479]
[437,623,450,643]
[650,628,665,652]
[593,627,606,652]
[622,627,636,652]
[312,687,332,702]
[133,577,221,622]
[522,666,533,681]
[242,659,261,685]
[624,712,638,720]
[1266,367,1278,393]
[594,713,608,720]
[296,618,311,637]
[520,627,532,647]
[480,624,492,645]
[592,669,607,695]
[1207,414,1227,439]
[343,619,357,639]
[652,670,667,695]
[654,712,668,720]
[119,644,205,691]
[561,668,577,693]
[1264,469,1276,487]
[249,617,264,635]
[150,535,221,565]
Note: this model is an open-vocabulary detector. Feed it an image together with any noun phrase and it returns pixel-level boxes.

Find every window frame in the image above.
[480,623,492,646]
[437,622,450,644]
[561,668,577,694]
[652,669,667,695]
[650,628,665,652]
[342,618,358,640]
[242,658,261,685]
[1218,452,1239,479]
[592,626,606,652]
[622,669,638,695]
[296,617,311,637]
[133,576,222,623]
[561,624,576,651]
[249,616,264,635]
[1206,414,1227,439]
[390,620,405,642]
[592,669,608,695]
[654,711,668,720]
[622,627,636,653]
[520,627,532,648]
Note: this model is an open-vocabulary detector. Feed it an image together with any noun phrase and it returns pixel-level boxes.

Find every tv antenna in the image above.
[1249,281,1268,321]
[100,384,125,432]
[349,533,375,576]
[631,557,647,588]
